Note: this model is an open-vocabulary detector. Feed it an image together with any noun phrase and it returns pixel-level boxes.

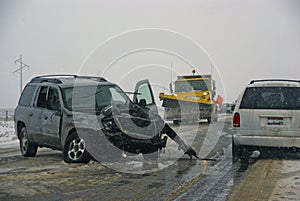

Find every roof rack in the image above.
[33,74,78,79]
[250,79,300,84]
[77,76,107,82]
[30,74,107,84]
[30,75,78,84]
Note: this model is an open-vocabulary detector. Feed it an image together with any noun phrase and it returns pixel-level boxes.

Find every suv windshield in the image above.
[175,80,209,92]
[63,85,130,110]
[240,86,300,110]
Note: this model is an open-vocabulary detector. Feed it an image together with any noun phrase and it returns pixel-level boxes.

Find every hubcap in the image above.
[21,131,28,154]
[68,138,85,160]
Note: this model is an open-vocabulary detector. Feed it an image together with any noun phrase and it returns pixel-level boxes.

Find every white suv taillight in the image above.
[233,112,240,127]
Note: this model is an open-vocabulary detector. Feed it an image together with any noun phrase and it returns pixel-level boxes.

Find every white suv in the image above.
[232,79,300,159]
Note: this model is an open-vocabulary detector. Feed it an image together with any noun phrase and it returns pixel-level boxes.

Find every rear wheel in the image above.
[232,140,249,160]
[19,127,38,157]
[63,132,91,163]
[232,140,241,161]
[232,140,251,170]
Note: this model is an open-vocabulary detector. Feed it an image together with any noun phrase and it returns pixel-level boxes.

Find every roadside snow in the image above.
[0,109,16,143]
[0,139,19,148]
[269,160,300,201]
[0,121,16,143]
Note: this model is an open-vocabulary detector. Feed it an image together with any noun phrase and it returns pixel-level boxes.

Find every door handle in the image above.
[29,113,33,116]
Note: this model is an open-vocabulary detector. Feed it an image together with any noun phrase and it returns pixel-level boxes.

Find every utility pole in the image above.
[13,55,29,94]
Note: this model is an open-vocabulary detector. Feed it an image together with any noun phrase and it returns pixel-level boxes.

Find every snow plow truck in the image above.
[159,71,218,124]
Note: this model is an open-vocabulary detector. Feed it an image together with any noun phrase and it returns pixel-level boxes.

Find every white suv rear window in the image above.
[240,87,300,110]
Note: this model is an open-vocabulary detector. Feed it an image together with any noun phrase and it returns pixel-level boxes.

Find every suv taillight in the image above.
[233,112,240,127]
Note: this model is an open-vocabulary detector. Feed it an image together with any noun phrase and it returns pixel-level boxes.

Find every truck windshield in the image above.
[240,87,300,110]
[175,80,209,92]
[62,85,130,110]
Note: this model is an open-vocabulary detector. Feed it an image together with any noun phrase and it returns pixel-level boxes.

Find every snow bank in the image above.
[0,108,16,143]
[0,121,16,143]
[269,160,300,201]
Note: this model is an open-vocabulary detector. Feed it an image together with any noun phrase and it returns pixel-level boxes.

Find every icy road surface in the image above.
[1,115,300,200]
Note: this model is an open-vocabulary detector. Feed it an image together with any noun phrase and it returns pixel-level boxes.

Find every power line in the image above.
[13,55,29,94]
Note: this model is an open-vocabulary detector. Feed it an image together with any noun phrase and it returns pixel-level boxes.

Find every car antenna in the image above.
[170,62,174,94]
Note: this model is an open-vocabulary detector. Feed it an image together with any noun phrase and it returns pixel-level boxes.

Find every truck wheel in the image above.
[63,132,91,163]
[19,127,38,157]
[207,117,212,124]
[173,120,181,125]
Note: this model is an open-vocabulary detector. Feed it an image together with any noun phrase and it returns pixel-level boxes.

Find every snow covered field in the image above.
[0,108,16,143]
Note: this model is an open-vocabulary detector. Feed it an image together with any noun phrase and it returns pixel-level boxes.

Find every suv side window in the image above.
[19,85,36,107]
[37,86,48,108]
[135,83,155,105]
[47,87,60,111]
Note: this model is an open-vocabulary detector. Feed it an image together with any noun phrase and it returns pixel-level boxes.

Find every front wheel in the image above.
[19,127,38,157]
[63,132,91,163]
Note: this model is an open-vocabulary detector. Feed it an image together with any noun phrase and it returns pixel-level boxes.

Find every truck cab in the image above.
[159,72,218,124]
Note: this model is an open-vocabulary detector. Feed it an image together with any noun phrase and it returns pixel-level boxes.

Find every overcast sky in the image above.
[1,0,300,108]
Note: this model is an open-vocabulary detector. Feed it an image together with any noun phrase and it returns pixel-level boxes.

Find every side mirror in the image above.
[212,80,216,90]
[231,104,236,112]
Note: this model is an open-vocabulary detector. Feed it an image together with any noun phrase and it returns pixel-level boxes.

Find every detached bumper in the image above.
[121,135,168,154]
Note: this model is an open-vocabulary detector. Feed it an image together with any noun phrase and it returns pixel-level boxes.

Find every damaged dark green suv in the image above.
[15,75,196,163]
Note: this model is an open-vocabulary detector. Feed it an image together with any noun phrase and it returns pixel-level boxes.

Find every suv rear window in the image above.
[240,87,300,110]
[19,85,36,107]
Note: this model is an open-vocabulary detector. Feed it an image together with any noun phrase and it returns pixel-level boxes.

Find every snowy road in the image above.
[0,116,234,201]
[1,115,300,200]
